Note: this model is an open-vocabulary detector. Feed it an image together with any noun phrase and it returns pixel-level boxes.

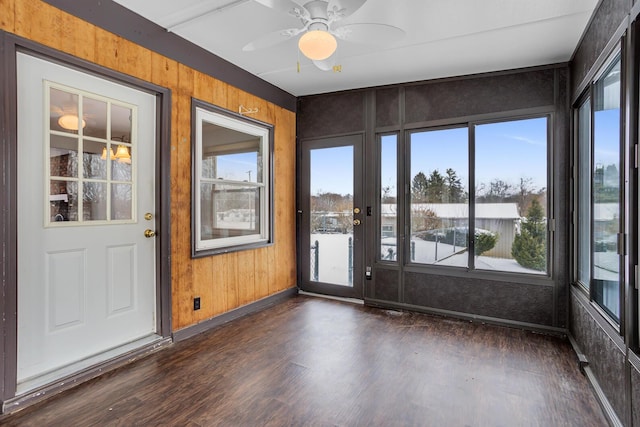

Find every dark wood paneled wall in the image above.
[571,0,629,97]
[569,1,640,426]
[0,0,297,332]
[571,293,627,419]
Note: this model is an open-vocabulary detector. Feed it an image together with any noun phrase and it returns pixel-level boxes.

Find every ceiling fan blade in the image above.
[333,23,405,46]
[253,0,310,20]
[327,0,367,21]
[242,28,304,51]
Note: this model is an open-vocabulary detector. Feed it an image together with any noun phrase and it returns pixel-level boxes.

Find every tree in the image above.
[511,199,546,271]
[426,170,446,202]
[445,168,465,202]
[475,231,498,256]
[412,207,440,232]
[483,179,512,202]
[412,172,429,202]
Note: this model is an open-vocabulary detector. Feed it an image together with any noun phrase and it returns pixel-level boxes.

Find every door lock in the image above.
[353,207,361,214]
[144,229,157,238]
[144,213,153,221]
[353,219,362,226]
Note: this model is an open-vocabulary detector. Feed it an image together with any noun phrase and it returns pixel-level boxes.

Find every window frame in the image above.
[573,47,625,328]
[191,99,274,257]
[46,81,138,226]
[403,113,553,280]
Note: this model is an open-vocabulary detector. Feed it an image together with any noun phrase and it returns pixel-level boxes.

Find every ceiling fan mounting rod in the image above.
[307,20,330,32]
[303,0,329,21]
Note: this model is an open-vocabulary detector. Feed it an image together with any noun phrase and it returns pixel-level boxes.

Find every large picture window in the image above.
[407,116,549,275]
[192,100,273,256]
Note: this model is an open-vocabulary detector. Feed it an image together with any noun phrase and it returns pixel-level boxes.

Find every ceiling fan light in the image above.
[298,30,337,61]
[58,114,86,131]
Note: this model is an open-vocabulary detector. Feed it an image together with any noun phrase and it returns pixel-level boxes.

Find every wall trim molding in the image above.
[569,331,624,427]
[1,337,172,415]
[172,288,298,343]
[364,298,567,336]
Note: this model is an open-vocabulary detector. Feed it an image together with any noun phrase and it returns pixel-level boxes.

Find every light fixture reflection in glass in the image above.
[298,30,337,61]
[101,147,116,160]
[58,114,86,131]
[115,145,131,164]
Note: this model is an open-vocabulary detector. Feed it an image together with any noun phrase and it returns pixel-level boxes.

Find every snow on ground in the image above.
[311,234,544,285]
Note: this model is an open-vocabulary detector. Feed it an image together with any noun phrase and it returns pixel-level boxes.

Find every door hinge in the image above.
[548,218,555,232]
[635,265,639,290]
[635,144,638,169]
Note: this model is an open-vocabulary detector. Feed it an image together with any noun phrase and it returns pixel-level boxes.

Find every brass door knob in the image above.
[144,229,156,238]
[353,219,362,226]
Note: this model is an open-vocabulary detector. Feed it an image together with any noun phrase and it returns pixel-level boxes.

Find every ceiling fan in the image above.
[242,0,405,71]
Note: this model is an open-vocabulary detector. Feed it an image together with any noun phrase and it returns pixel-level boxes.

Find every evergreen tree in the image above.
[426,170,446,202]
[445,168,464,202]
[511,198,546,271]
[412,172,429,202]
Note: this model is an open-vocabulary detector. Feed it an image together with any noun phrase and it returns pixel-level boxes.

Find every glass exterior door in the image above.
[299,135,363,298]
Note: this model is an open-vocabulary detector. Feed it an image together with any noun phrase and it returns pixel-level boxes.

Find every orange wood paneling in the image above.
[2,0,297,332]
[0,0,15,33]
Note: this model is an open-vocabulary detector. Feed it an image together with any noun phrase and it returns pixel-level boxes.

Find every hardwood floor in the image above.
[2,295,607,426]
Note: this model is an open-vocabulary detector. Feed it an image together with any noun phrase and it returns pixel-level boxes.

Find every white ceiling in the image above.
[112,0,599,97]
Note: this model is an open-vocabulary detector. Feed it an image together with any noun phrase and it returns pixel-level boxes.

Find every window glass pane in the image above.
[50,180,78,222]
[200,183,260,239]
[410,127,469,266]
[111,183,133,220]
[577,99,591,288]
[83,97,107,139]
[475,117,548,274]
[50,134,78,178]
[310,146,354,286]
[111,104,132,144]
[380,134,398,262]
[112,146,133,181]
[50,88,81,134]
[83,140,107,179]
[202,122,260,183]
[592,56,621,321]
[83,182,107,221]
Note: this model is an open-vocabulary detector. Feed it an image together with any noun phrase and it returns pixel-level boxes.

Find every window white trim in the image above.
[192,101,273,256]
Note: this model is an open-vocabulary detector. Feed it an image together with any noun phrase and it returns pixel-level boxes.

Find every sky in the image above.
[310,116,550,197]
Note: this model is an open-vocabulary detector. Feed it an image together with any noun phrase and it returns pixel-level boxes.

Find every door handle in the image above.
[144,229,156,238]
[353,219,361,226]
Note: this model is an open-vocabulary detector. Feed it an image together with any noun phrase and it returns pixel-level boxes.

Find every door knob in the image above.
[144,229,156,238]
[353,219,362,226]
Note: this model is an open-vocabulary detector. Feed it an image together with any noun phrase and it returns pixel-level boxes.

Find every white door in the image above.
[16,53,158,392]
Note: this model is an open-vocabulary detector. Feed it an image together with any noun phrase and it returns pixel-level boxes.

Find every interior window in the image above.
[193,100,273,256]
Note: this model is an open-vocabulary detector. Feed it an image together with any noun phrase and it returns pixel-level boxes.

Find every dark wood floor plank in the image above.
[2,296,607,426]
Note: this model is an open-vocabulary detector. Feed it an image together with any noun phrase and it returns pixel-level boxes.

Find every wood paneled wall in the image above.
[0,0,297,331]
